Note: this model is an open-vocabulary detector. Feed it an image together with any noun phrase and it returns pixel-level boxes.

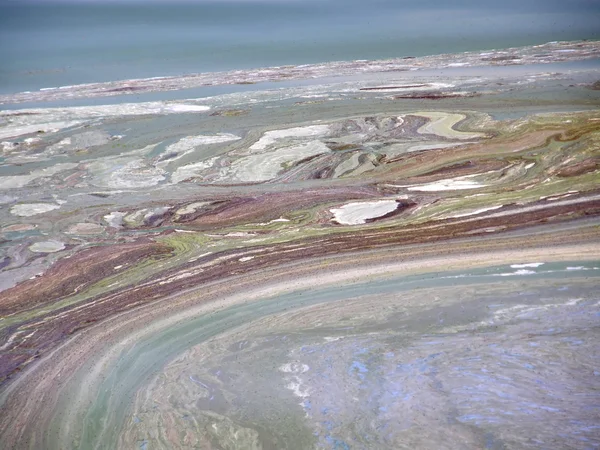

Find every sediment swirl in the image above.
[1,43,599,449]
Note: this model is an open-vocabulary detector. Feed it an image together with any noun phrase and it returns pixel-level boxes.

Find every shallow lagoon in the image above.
[1,39,600,449]
[46,261,600,449]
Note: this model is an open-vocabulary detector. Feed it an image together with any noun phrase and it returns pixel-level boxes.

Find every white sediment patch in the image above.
[406,177,486,192]
[0,163,78,190]
[10,203,60,217]
[175,202,212,216]
[159,133,240,168]
[3,102,209,122]
[89,158,165,189]
[250,124,330,151]
[359,82,454,92]
[65,223,104,235]
[256,218,290,226]
[123,207,170,227]
[47,137,72,153]
[104,211,126,228]
[110,160,165,188]
[45,130,114,156]
[482,193,600,220]
[172,134,240,148]
[163,104,210,113]
[171,157,218,184]
[0,102,210,140]
[331,200,399,225]
[0,121,83,140]
[28,240,65,253]
[449,205,503,218]
[229,140,330,182]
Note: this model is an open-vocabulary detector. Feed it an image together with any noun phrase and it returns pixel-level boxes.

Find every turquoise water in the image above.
[1,0,599,94]
[69,261,599,449]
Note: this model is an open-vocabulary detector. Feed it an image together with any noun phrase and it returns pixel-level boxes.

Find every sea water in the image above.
[1,0,599,95]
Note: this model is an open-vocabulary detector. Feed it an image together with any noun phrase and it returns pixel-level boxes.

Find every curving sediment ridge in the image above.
[1,43,600,449]
[1,235,599,449]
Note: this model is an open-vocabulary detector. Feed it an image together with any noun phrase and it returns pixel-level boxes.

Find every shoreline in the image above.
[1,40,599,106]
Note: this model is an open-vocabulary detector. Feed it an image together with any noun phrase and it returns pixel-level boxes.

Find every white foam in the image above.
[495,269,537,277]
[164,104,210,113]
[279,362,310,374]
[286,379,310,399]
[510,263,545,268]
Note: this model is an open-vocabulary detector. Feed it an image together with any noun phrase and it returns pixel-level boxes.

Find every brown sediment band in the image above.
[1,195,598,384]
[555,159,599,177]
[183,187,380,229]
[0,240,171,317]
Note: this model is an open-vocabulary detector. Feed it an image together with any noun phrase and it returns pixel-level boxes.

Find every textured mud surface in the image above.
[1,42,599,449]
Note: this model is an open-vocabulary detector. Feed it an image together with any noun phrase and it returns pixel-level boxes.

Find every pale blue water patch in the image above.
[1,0,599,95]
[74,260,600,449]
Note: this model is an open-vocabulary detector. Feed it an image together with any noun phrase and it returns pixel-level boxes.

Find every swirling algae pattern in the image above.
[1,42,600,449]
